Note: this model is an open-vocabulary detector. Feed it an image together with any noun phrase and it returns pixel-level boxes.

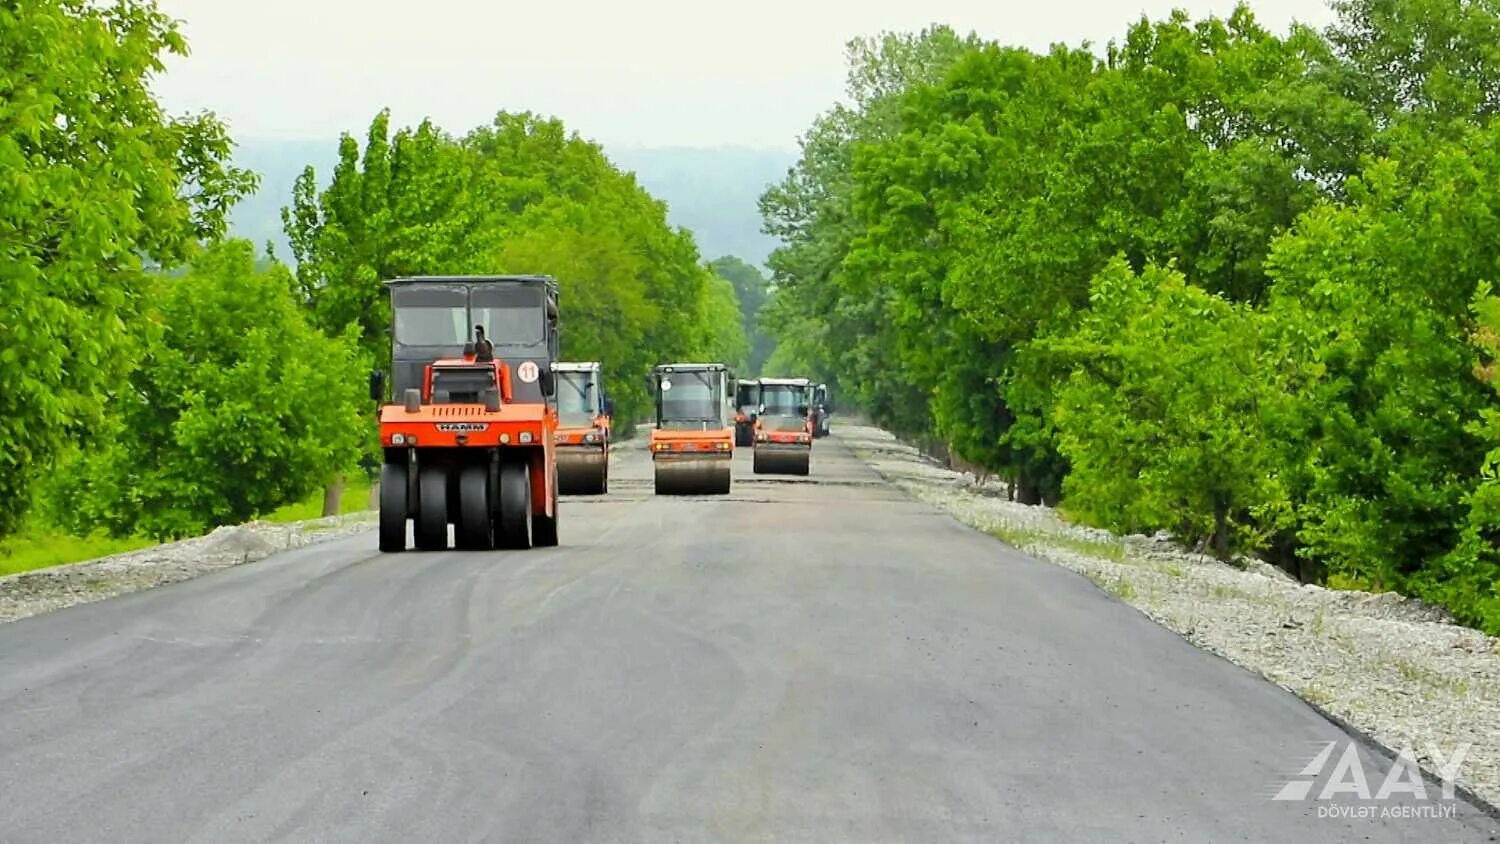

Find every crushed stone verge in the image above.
[839,423,1500,809]
[0,513,376,625]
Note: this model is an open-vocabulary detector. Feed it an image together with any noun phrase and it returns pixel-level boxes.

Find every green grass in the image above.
[265,475,374,524]
[0,477,375,578]
[1393,658,1471,697]
[988,525,1127,563]
[0,530,154,577]
[1085,570,1138,600]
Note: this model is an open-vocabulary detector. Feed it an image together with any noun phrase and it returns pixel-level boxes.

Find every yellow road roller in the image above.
[554,361,612,495]
[649,363,735,495]
[752,377,813,476]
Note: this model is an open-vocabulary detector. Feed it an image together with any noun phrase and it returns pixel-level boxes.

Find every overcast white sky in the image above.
[153,0,1338,150]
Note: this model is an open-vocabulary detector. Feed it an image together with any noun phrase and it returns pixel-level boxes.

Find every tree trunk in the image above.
[1212,505,1230,561]
[321,475,346,518]
[1017,476,1041,506]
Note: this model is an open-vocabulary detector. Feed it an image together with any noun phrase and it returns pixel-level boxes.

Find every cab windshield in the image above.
[736,383,759,411]
[471,285,543,346]
[393,286,467,347]
[557,372,597,428]
[659,370,723,428]
[760,384,807,416]
[392,283,544,349]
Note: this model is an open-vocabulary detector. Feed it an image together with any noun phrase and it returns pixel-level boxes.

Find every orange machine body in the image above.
[378,358,557,518]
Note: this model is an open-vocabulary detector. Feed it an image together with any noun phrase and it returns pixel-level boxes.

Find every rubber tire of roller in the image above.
[457,464,491,550]
[415,464,449,551]
[378,461,408,552]
[496,458,532,550]
[533,467,559,548]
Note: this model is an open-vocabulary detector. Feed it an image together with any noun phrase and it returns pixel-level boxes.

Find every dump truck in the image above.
[372,275,561,552]
[753,376,813,475]
[811,382,831,438]
[555,361,612,495]
[734,378,761,447]
[649,363,735,495]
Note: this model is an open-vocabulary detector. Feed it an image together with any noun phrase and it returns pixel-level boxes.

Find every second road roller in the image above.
[554,361,612,495]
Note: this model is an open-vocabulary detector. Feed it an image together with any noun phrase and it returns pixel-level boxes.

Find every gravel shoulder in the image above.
[0,513,376,625]
[839,422,1500,810]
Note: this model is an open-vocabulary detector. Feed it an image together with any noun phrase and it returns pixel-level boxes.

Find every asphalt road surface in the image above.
[0,433,1494,842]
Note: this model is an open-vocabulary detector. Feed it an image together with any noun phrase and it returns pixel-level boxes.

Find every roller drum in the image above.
[557,448,608,495]
[752,446,811,476]
[653,456,732,495]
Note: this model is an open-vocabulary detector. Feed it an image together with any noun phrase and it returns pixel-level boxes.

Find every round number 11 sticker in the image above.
[517,361,540,383]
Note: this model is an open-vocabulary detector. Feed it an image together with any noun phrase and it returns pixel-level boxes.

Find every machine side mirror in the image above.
[539,368,555,397]
[369,370,385,403]
[603,397,615,418]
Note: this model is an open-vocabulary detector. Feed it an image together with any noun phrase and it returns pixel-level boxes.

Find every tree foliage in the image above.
[763,0,1500,631]
[708,255,775,373]
[0,0,254,537]
[50,241,367,539]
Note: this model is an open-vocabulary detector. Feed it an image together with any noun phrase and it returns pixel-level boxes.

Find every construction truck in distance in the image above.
[649,363,735,495]
[371,275,562,553]
[753,377,814,476]
[811,383,832,438]
[734,378,760,447]
[554,362,612,495]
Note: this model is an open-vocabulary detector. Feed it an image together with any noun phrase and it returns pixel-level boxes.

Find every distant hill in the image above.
[227,138,794,268]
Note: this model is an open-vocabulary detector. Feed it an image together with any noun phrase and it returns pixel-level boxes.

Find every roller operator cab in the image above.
[753,377,813,476]
[371,275,562,553]
[554,362,613,495]
[734,378,761,447]
[649,363,735,495]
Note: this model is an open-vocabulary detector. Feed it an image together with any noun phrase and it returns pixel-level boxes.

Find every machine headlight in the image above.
[584,431,599,444]
[520,431,534,444]
[392,433,406,446]
[500,433,511,444]
[716,441,730,450]
[798,433,810,443]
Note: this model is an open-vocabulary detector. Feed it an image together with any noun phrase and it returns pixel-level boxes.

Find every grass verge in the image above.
[265,475,374,523]
[1,476,374,577]
[0,531,154,577]
[987,525,1127,563]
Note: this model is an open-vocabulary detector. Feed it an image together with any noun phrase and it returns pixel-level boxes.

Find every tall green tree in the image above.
[0,0,254,537]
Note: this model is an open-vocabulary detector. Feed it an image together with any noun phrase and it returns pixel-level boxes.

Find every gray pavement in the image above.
[0,433,1493,842]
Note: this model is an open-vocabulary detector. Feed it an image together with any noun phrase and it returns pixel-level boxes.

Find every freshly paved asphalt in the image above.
[0,432,1493,842]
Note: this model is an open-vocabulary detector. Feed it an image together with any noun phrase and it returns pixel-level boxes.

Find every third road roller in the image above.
[752,377,814,476]
[649,363,735,495]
